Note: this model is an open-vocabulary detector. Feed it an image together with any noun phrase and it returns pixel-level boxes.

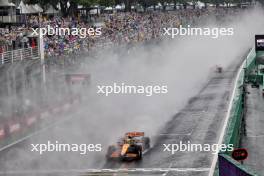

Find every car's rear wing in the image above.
[125,132,144,137]
[65,74,91,85]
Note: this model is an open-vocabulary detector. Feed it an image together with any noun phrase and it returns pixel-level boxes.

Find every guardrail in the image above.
[0,47,39,65]
[0,95,81,152]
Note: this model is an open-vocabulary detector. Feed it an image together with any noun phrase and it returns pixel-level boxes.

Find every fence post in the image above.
[11,51,13,63]
[30,47,33,59]
[1,53,3,65]
[20,49,23,60]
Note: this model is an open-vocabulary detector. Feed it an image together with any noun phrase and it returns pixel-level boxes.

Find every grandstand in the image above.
[0,0,16,24]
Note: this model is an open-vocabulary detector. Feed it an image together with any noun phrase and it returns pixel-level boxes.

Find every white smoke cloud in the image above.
[1,7,264,174]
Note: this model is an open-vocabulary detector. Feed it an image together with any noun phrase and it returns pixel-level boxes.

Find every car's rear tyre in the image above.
[135,145,142,160]
[143,137,150,149]
[106,146,116,161]
[137,149,142,160]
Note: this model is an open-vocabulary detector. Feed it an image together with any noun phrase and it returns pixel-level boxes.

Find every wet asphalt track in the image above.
[101,64,239,176]
[0,54,246,176]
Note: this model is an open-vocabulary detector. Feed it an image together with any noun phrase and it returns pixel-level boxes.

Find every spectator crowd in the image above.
[0,8,241,57]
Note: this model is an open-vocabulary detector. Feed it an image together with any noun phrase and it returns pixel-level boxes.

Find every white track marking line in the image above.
[208,57,247,176]
[0,168,211,174]
[162,163,172,176]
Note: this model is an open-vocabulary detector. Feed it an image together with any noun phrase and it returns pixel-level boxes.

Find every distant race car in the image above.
[215,65,223,73]
[65,74,91,85]
[106,132,150,161]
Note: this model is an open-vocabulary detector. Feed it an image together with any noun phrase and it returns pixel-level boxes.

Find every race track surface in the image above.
[102,65,238,176]
[0,56,245,176]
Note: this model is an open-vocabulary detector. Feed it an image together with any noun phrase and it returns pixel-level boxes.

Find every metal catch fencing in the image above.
[0,47,39,65]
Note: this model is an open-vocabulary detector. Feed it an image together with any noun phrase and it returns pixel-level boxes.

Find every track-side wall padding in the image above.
[219,154,258,176]
[218,48,258,176]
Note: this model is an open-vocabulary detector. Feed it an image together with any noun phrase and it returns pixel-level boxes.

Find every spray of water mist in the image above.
[1,7,264,173]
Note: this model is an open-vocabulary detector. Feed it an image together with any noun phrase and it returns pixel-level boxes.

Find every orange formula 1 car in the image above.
[106,132,150,161]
